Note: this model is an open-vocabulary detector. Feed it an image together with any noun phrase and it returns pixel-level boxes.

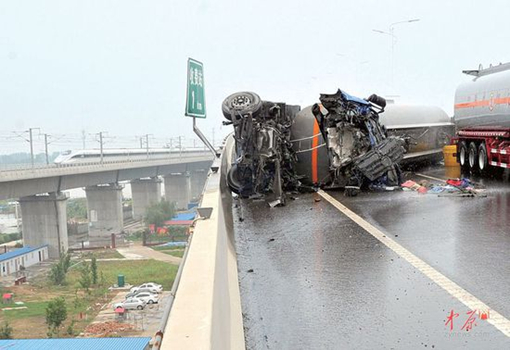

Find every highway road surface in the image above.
[233,165,510,349]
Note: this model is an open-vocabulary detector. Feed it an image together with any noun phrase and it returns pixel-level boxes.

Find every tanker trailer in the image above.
[453,62,510,172]
[379,104,454,165]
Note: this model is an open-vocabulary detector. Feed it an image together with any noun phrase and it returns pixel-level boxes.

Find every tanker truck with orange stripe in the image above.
[222,90,405,203]
[454,62,510,171]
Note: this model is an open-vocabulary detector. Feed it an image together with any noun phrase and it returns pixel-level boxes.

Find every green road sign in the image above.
[185,58,206,118]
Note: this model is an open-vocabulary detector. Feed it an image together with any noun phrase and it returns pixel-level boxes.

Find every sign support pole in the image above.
[193,117,219,158]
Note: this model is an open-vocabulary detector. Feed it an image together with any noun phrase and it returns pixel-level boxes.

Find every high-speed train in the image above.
[53,148,208,165]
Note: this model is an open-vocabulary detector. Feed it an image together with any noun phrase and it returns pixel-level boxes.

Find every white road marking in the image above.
[414,172,448,182]
[318,189,510,337]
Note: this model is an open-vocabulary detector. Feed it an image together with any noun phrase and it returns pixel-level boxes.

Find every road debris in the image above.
[402,178,486,197]
[84,321,134,336]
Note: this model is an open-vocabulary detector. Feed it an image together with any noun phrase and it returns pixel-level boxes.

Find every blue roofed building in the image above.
[0,337,152,349]
[0,245,48,277]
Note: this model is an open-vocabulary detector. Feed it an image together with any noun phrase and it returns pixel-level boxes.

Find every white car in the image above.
[124,290,158,300]
[134,292,159,304]
[113,297,145,311]
[130,282,163,294]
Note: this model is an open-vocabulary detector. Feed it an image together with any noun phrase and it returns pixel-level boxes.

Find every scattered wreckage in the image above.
[401,178,486,197]
[222,89,406,204]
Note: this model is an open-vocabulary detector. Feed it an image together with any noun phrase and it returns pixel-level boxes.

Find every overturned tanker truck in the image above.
[222,89,406,205]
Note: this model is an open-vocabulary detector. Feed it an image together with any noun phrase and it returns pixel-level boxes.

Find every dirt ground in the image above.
[0,245,179,339]
[85,290,172,337]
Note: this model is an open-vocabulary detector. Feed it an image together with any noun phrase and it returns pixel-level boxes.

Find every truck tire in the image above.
[458,141,468,169]
[478,143,488,171]
[468,142,478,170]
[222,92,262,120]
[226,164,242,195]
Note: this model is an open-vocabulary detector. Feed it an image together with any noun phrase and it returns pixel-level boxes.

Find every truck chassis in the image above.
[454,127,510,171]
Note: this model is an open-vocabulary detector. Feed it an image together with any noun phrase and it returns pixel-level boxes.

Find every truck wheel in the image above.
[222,92,262,120]
[478,143,488,171]
[468,142,478,170]
[226,164,242,195]
[458,141,468,169]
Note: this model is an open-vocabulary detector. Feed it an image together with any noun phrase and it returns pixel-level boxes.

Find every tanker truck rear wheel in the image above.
[478,143,488,172]
[458,141,468,169]
[468,142,478,170]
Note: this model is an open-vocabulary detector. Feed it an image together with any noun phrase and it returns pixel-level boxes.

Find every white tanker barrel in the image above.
[290,106,330,185]
[380,105,452,129]
[379,104,454,158]
[454,63,510,129]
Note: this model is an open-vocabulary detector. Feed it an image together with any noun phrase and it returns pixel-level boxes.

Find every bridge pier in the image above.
[85,184,124,239]
[164,173,191,210]
[130,177,162,220]
[189,169,208,202]
[19,192,68,258]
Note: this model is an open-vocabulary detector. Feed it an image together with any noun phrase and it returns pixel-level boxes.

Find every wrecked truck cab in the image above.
[222,91,301,206]
[295,89,405,193]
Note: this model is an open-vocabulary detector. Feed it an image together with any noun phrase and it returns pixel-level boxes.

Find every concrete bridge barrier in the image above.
[161,136,245,349]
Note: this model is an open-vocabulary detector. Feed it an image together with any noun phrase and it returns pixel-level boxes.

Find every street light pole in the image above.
[373,18,420,88]
[28,127,40,168]
[145,134,149,160]
[44,134,50,165]
[99,132,104,164]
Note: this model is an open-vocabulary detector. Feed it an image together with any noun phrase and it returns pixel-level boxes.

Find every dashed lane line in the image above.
[318,189,510,338]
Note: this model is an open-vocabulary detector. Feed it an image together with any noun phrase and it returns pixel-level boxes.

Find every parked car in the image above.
[134,292,160,304]
[124,289,158,300]
[113,297,145,311]
[130,282,163,294]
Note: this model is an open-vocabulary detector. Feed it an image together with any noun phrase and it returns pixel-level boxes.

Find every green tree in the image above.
[66,320,76,336]
[66,198,88,220]
[91,257,98,285]
[99,271,107,287]
[0,321,13,339]
[48,251,71,285]
[144,200,175,229]
[46,297,67,337]
[79,262,92,291]
[62,251,71,273]
[49,261,66,285]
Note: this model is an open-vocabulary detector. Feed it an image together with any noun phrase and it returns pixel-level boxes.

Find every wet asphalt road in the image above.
[233,165,510,349]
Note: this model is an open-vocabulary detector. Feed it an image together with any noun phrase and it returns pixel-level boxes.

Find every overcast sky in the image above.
[1,0,510,154]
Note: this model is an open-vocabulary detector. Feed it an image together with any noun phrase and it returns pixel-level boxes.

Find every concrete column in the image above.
[85,184,124,238]
[19,192,68,259]
[189,169,208,203]
[131,177,162,220]
[164,173,191,210]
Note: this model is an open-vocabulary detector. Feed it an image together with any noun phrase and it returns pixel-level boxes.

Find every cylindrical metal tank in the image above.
[290,106,330,185]
[380,105,452,129]
[379,105,454,161]
[454,63,510,129]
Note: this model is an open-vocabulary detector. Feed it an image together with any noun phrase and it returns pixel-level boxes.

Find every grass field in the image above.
[160,250,185,258]
[0,259,178,338]
[152,245,186,251]
[79,249,125,260]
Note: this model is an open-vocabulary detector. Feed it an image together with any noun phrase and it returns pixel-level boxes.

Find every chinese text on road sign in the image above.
[185,58,206,118]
